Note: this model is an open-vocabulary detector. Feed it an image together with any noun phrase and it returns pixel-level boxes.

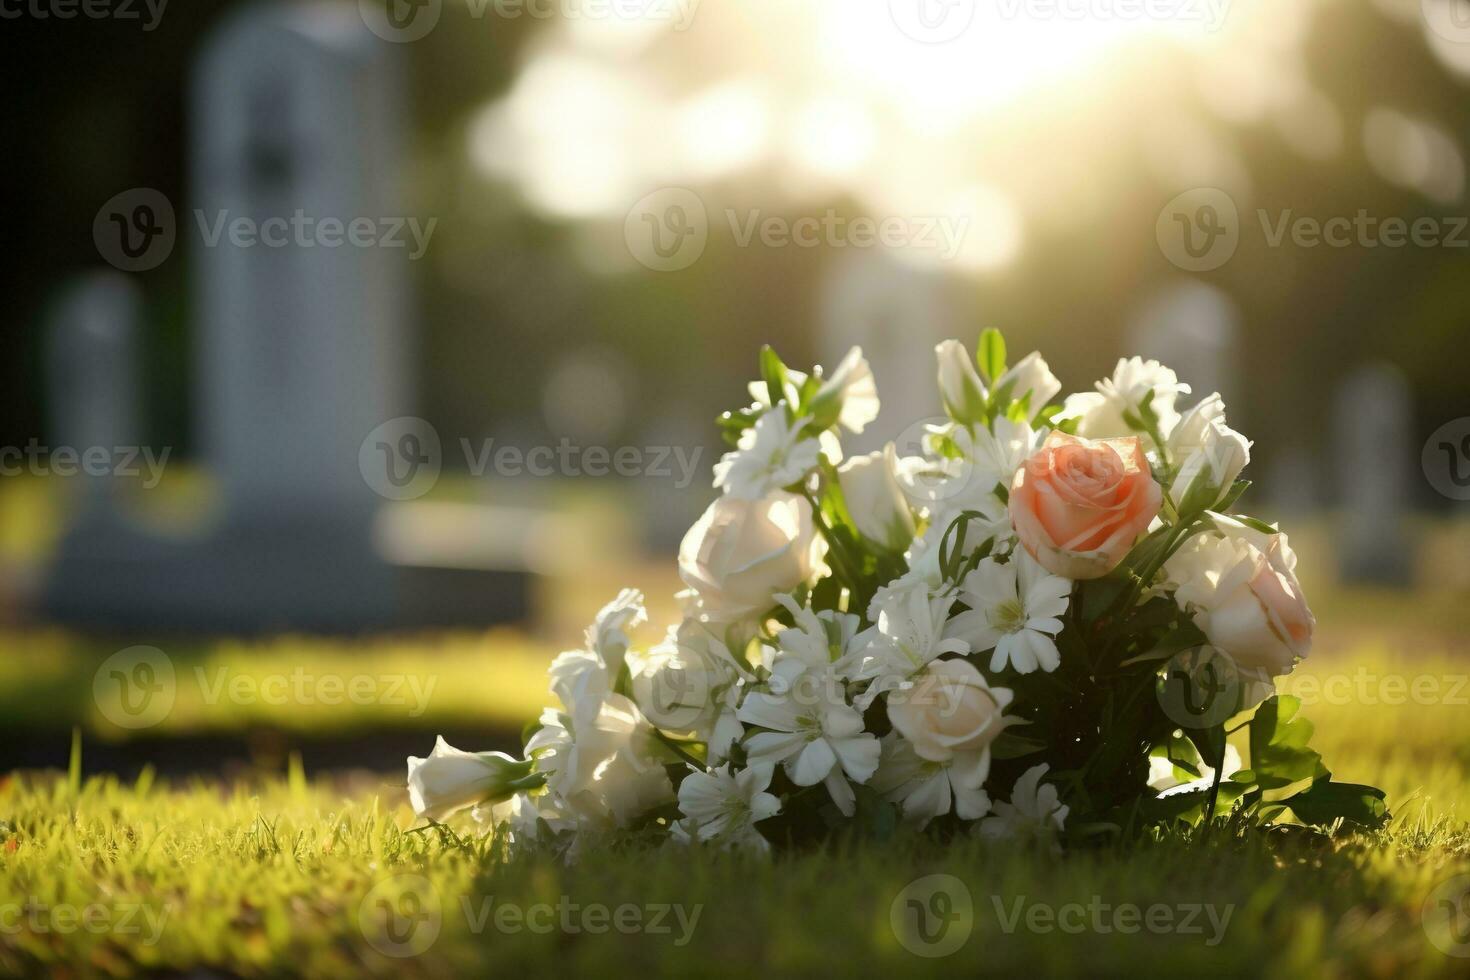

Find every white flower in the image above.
[406,737,535,822]
[675,763,782,852]
[1061,357,1191,440]
[1148,744,1243,796]
[678,492,826,623]
[950,416,1041,496]
[886,658,1012,796]
[852,587,970,704]
[872,733,991,827]
[865,544,948,624]
[713,405,822,499]
[813,347,880,434]
[478,790,574,846]
[977,764,1069,852]
[587,588,646,673]
[995,351,1061,414]
[837,445,916,551]
[526,695,674,827]
[738,659,881,788]
[1163,515,1314,676]
[936,339,988,424]
[631,620,750,764]
[1165,393,1252,510]
[768,593,865,677]
[548,589,647,722]
[945,552,1070,674]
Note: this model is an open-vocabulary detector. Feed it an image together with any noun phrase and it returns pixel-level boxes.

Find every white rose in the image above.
[631,621,749,763]
[1166,394,1252,511]
[886,658,1013,790]
[526,695,674,827]
[811,347,880,434]
[936,339,988,424]
[407,737,535,822]
[837,445,916,551]
[679,492,825,623]
[1164,516,1315,676]
[995,351,1061,414]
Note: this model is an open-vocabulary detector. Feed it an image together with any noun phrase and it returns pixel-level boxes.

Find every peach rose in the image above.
[1008,431,1162,580]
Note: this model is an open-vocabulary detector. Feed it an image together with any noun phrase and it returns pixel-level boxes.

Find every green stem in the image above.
[803,489,863,594]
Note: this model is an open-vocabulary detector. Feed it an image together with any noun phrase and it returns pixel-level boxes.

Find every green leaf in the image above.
[1231,514,1280,535]
[1186,724,1227,770]
[1215,479,1251,512]
[1248,696,1327,790]
[992,732,1047,760]
[760,345,789,408]
[716,407,761,446]
[1162,732,1203,779]
[978,328,1006,384]
[1283,780,1389,829]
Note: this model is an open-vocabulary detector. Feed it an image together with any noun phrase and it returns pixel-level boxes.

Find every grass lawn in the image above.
[1,610,1469,977]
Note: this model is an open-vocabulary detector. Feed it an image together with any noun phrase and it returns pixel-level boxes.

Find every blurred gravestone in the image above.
[45,272,142,508]
[1127,281,1240,407]
[819,251,956,452]
[1266,444,1321,518]
[193,4,406,521]
[1333,363,1413,585]
[44,4,528,631]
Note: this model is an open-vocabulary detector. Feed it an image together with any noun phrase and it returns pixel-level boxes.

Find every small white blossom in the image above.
[871,733,991,827]
[675,763,782,853]
[853,587,969,704]
[977,764,1069,852]
[945,552,1070,674]
[739,659,880,787]
[1061,357,1191,440]
[713,406,822,499]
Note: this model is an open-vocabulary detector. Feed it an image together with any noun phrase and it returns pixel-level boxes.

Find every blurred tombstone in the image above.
[1126,281,1240,406]
[45,5,529,631]
[1266,444,1321,518]
[1333,363,1413,585]
[193,3,408,522]
[819,251,956,452]
[45,272,142,511]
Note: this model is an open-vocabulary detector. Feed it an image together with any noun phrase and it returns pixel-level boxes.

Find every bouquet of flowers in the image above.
[406,331,1387,854]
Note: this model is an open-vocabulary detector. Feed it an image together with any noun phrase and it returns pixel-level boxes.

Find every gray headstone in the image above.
[1265,444,1320,518]
[45,5,529,632]
[46,271,142,474]
[192,2,409,519]
[1333,362,1413,585]
[818,251,956,452]
[1127,281,1240,408]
